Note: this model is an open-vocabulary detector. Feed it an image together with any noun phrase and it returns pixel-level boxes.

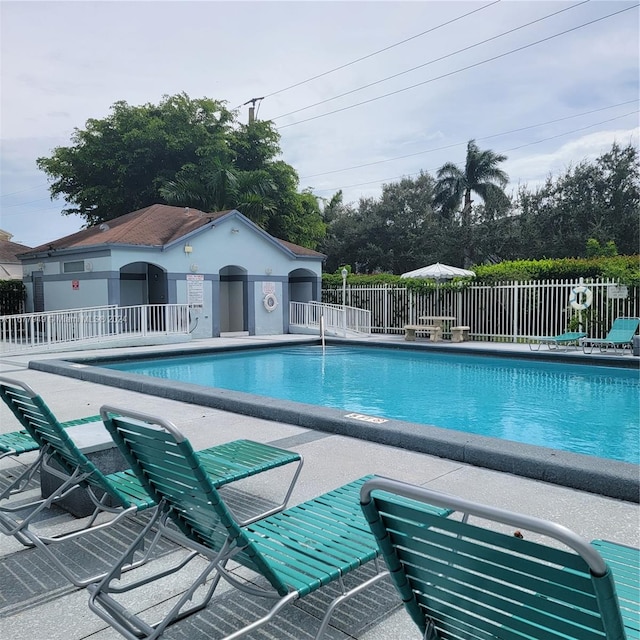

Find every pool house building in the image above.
[16,204,325,340]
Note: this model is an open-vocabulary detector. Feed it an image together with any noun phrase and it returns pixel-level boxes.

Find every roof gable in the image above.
[24,204,325,260]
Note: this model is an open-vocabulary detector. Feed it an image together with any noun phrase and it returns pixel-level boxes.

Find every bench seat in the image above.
[404,325,442,342]
[451,325,470,342]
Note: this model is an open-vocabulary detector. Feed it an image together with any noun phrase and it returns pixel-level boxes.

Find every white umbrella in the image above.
[400,262,475,280]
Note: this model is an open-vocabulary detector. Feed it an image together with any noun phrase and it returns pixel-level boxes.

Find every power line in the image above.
[503,111,639,152]
[0,183,49,198]
[1,205,64,218]
[277,4,639,130]
[309,111,639,194]
[2,196,53,209]
[301,100,639,179]
[274,0,590,121]
[261,1,502,101]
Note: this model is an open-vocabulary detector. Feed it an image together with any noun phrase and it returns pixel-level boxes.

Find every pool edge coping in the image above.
[29,350,639,504]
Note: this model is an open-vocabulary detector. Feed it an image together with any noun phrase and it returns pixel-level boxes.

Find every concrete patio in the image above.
[0,335,638,640]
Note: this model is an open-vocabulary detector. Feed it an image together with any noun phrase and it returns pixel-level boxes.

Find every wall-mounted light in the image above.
[190,263,199,273]
[265,267,272,275]
[184,243,193,254]
[37,262,45,271]
[231,228,240,234]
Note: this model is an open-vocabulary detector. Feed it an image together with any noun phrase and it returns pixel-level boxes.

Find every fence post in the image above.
[512,281,519,342]
[383,284,388,334]
[577,277,585,333]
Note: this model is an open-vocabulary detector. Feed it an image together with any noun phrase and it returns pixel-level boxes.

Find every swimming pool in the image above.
[103,345,639,465]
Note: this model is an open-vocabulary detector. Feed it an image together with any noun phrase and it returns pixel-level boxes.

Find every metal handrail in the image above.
[289,301,371,336]
[0,304,190,355]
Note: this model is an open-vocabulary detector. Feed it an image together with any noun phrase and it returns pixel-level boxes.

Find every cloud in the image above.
[506,127,640,191]
[1,0,638,245]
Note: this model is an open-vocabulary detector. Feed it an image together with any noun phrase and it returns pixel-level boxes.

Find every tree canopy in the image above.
[320,142,639,273]
[37,100,637,268]
[434,139,509,223]
[37,93,325,248]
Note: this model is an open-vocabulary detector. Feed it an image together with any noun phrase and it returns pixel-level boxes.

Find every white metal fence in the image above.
[0,304,190,354]
[322,280,640,341]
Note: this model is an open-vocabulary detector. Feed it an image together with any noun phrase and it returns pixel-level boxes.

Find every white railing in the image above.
[290,301,371,336]
[0,304,190,355]
[322,279,640,342]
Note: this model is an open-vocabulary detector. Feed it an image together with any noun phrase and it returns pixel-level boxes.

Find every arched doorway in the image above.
[119,262,168,306]
[219,265,247,333]
[288,268,318,303]
[119,262,168,330]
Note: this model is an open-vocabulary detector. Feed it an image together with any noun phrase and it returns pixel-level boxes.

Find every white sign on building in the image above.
[187,274,204,307]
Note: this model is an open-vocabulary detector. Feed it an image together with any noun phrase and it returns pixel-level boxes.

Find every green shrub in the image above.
[0,280,26,315]
[322,256,640,286]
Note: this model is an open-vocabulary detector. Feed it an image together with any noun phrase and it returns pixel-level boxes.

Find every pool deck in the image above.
[0,334,638,640]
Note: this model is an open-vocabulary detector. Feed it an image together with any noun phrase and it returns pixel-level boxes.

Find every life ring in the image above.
[569,285,593,311]
[263,292,278,312]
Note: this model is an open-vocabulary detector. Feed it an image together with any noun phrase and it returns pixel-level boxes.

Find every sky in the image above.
[1,0,638,248]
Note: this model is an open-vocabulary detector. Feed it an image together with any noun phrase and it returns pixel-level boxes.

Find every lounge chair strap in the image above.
[423,618,440,639]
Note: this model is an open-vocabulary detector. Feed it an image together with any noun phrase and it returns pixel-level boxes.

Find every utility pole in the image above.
[243,97,264,124]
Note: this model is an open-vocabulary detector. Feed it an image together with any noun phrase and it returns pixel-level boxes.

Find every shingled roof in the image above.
[0,238,31,263]
[0,232,31,278]
[24,204,325,258]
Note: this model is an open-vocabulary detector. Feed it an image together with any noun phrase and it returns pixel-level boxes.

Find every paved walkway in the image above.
[0,336,638,640]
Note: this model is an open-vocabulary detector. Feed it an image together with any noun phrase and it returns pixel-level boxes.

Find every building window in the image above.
[63,260,85,273]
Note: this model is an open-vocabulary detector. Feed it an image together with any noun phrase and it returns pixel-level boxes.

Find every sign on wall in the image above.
[607,285,628,299]
[187,274,204,307]
[72,280,79,290]
[262,281,275,294]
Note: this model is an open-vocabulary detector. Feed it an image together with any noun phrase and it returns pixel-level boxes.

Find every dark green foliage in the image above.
[37,94,236,226]
[319,173,442,273]
[434,139,509,222]
[322,142,638,273]
[586,238,618,258]
[36,94,637,264]
[37,94,325,248]
[0,280,26,315]
[472,255,640,285]
[514,143,639,259]
[322,255,640,287]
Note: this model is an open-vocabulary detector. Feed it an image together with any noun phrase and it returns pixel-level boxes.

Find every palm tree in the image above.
[160,161,276,226]
[434,140,509,227]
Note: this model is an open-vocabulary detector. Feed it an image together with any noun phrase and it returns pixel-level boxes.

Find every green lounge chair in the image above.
[0,412,102,497]
[582,317,640,354]
[360,476,638,640]
[529,331,587,351]
[88,406,454,640]
[592,539,640,638]
[0,376,303,587]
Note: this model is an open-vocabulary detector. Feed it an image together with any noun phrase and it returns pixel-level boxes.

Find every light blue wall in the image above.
[21,213,324,335]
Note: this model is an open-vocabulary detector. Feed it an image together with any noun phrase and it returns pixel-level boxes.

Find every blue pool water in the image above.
[105,346,639,464]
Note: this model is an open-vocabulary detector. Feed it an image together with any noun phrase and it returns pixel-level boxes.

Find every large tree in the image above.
[433,140,510,265]
[320,173,445,273]
[37,94,235,226]
[434,140,509,223]
[36,93,325,248]
[515,142,640,258]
